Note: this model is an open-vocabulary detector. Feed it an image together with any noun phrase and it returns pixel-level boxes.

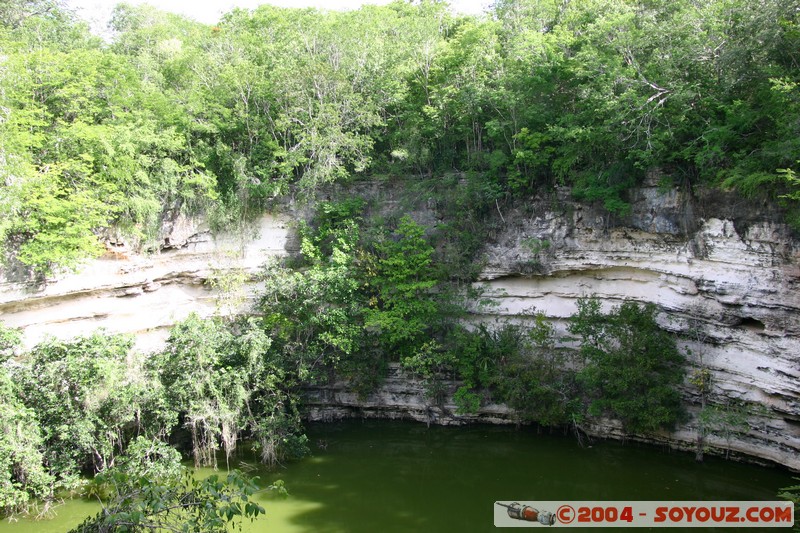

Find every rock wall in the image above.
[304,363,515,426]
[1,178,797,470]
[304,176,800,471]
[472,176,799,470]
[0,213,293,352]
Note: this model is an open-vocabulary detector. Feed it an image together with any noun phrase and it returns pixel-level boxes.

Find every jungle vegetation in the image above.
[0,0,798,277]
[0,0,794,521]
[0,206,689,518]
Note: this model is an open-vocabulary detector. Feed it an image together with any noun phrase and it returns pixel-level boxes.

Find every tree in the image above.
[0,7,219,275]
[0,324,21,363]
[689,365,712,461]
[779,165,800,228]
[0,325,54,514]
[363,216,440,359]
[569,297,686,434]
[4,170,111,278]
[153,313,313,468]
[70,439,271,533]
[153,315,247,468]
[0,0,63,29]
[12,332,147,478]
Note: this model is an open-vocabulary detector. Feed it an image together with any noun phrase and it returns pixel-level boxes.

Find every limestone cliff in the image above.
[0,214,293,352]
[306,176,800,471]
[472,177,799,471]
[1,179,797,470]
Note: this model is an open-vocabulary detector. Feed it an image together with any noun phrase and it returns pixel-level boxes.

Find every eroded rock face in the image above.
[474,179,799,470]
[304,363,515,426]
[1,180,797,470]
[0,213,292,352]
[303,177,799,470]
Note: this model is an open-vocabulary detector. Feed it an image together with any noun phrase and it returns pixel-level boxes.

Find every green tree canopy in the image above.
[569,297,687,434]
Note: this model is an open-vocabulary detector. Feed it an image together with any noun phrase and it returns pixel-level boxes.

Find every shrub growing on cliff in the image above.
[569,297,686,434]
[492,315,579,426]
[258,201,369,396]
[362,215,441,360]
[445,317,578,426]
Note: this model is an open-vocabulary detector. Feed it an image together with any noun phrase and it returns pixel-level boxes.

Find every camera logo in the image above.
[496,502,556,526]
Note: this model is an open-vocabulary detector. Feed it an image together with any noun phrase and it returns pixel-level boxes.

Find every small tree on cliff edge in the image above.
[569,297,687,434]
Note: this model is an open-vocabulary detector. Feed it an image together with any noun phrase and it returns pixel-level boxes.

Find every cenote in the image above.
[0,420,793,533]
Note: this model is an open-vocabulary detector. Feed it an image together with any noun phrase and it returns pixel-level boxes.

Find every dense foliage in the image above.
[440,317,580,426]
[70,471,265,533]
[1,0,798,276]
[259,202,447,397]
[411,298,686,433]
[0,207,686,519]
[568,298,686,433]
[0,0,782,521]
[70,438,272,533]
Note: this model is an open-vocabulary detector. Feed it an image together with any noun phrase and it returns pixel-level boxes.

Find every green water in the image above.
[0,420,793,532]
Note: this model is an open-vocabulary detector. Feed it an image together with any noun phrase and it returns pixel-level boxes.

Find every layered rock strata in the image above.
[471,179,799,470]
[0,214,292,352]
[304,363,514,426]
[1,178,797,470]
[305,177,800,470]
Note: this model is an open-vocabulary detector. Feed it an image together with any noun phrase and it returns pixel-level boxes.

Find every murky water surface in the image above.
[0,420,793,532]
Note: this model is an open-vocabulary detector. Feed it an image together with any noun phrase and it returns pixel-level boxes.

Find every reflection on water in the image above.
[0,420,793,532]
